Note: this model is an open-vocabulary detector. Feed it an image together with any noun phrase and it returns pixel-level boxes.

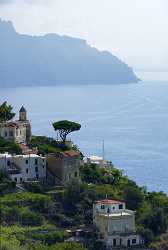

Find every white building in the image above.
[0,153,46,184]
[93,199,144,249]
[85,155,112,168]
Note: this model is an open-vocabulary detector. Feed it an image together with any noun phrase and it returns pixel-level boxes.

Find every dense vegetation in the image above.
[0,101,15,122]
[1,164,168,250]
[30,136,71,155]
[0,136,22,154]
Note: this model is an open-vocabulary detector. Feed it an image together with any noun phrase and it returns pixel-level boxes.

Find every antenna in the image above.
[102,140,105,160]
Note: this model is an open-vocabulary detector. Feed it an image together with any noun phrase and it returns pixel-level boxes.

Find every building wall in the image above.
[13,155,46,183]
[0,124,27,143]
[106,234,143,248]
[47,154,80,186]
[62,157,80,184]
[94,202,126,214]
[94,213,135,237]
[0,154,12,171]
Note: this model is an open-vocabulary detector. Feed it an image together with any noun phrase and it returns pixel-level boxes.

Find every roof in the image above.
[88,155,103,161]
[6,121,18,127]
[95,199,125,205]
[49,150,80,158]
[61,150,80,157]
[19,106,26,112]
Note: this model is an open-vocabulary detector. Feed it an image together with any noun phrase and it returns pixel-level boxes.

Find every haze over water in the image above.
[1,72,168,193]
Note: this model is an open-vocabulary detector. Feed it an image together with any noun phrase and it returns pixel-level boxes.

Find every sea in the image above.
[1,71,168,193]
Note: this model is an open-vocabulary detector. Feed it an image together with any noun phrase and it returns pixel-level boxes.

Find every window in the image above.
[16,130,18,136]
[75,171,78,177]
[119,204,123,210]
[25,159,29,164]
[9,131,13,137]
[132,239,136,244]
[26,168,28,174]
[7,160,11,166]
[14,177,17,182]
[113,206,115,210]
[20,130,22,135]
[101,205,105,209]
[36,174,39,179]
[120,239,122,246]
[35,166,38,172]
[20,177,23,182]
[35,159,38,165]
[107,208,111,213]
[5,131,7,137]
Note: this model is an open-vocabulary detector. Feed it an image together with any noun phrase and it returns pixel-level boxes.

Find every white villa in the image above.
[0,106,31,144]
[86,155,112,168]
[93,199,144,249]
[0,153,46,184]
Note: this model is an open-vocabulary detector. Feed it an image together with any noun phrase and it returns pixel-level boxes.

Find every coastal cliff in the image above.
[0,19,139,87]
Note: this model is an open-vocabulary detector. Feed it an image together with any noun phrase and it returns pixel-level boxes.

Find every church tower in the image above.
[19,106,27,121]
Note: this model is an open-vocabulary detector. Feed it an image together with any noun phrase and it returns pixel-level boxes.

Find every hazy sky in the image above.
[0,0,167,71]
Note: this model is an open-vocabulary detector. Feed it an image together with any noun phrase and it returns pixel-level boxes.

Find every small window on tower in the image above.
[101,205,105,209]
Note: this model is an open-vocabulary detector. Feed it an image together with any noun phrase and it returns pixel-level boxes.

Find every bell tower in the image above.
[19,106,27,121]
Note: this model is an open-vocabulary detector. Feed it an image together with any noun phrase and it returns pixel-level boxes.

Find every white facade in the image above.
[0,153,12,171]
[86,155,112,168]
[93,199,143,249]
[0,153,46,184]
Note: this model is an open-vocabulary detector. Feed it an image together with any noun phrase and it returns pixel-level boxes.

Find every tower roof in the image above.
[19,106,26,112]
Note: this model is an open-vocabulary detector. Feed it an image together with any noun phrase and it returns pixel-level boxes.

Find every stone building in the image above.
[0,153,46,184]
[0,106,31,144]
[93,199,144,249]
[46,150,81,186]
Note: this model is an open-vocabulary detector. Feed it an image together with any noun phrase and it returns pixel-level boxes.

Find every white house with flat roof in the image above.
[0,153,46,184]
[93,199,144,249]
[85,155,112,168]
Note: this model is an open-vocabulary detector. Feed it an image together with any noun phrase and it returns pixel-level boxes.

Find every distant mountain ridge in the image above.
[0,19,139,87]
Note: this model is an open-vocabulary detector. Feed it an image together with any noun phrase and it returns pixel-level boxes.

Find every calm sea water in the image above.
[1,74,168,193]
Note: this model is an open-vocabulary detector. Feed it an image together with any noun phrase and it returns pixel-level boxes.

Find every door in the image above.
[113,239,117,247]
[127,239,131,247]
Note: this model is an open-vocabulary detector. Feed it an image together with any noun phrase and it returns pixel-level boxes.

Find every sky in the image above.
[0,0,167,72]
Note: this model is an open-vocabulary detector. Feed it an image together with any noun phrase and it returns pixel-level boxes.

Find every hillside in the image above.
[0,19,139,87]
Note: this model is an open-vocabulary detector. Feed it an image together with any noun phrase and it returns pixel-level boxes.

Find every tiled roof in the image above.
[59,150,80,157]
[95,199,125,205]
[6,121,19,128]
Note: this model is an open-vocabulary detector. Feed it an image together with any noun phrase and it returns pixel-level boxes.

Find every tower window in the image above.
[101,205,105,209]
[26,168,28,174]
[25,159,29,164]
